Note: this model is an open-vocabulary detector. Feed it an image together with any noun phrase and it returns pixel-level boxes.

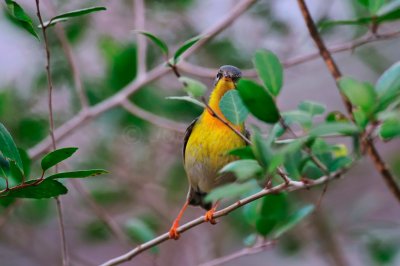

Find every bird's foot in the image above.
[169,222,180,240]
[204,208,217,225]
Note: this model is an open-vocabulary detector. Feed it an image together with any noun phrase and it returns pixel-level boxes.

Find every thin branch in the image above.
[120,100,186,133]
[296,0,400,203]
[178,29,400,78]
[43,0,89,108]
[35,1,69,265]
[55,197,68,266]
[28,0,257,160]
[134,0,147,78]
[100,165,352,266]
[199,239,276,266]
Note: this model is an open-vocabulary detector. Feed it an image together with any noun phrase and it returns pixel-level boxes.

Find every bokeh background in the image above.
[1,0,400,265]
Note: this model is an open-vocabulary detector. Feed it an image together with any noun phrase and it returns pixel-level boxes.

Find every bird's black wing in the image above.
[182,117,199,162]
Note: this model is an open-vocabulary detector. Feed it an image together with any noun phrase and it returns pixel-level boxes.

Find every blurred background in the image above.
[1,0,400,265]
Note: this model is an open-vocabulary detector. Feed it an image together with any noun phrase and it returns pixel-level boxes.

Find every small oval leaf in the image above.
[41,147,78,172]
[179,76,207,97]
[135,31,169,56]
[173,35,202,64]
[219,90,249,125]
[253,49,283,96]
[40,6,107,28]
[237,79,280,123]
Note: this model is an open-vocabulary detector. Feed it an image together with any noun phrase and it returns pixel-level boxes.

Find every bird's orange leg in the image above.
[169,201,189,240]
[204,200,220,225]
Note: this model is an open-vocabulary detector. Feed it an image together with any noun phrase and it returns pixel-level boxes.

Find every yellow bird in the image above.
[169,65,248,239]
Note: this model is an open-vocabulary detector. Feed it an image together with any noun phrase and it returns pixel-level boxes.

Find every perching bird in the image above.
[169,65,248,240]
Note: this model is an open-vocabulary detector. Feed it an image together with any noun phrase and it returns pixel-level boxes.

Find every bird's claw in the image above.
[169,227,180,240]
[204,209,217,224]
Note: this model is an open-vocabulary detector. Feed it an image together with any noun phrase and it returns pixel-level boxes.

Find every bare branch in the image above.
[178,29,400,78]
[35,1,69,264]
[296,0,400,203]
[134,0,147,78]
[120,100,186,133]
[100,165,352,266]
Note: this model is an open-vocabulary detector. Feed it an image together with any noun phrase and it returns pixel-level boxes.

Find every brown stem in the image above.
[35,1,69,265]
[296,0,400,203]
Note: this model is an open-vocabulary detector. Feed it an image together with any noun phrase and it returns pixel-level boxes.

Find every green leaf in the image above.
[179,76,207,97]
[339,77,376,114]
[205,180,258,203]
[125,218,157,253]
[173,35,201,64]
[298,100,326,116]
[237,79,280,123]
[358,0,385,14]
[379,117,400,140]
[282,110,313,129]
[251,128,272,167]
[255,193,289,236]
[165,96,205,107]
[4,0,38,39]
[0,123,23,174]
[40,6,107,28]
[325,111,349,122]
[272,205,314,238]
[18,148,31,179]
[46,169,108,180]
[353,108,369,129]
[376,61,400,111]
[219,159,263,181]
[135,31,169,57]
[268,138,307,173]
[310,122,359,137]
[376,5,400,22]
[319,18,371,29]
[228,146,255,159]
[41,147,78,172]
[253,49,283,96]
[3,179,68,199]
[219,90,249,125]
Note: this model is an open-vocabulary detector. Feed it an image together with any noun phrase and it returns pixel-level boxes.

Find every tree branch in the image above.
[120,100,186,133]
[179,29,400,78]
[99,165,352,266]
[134,0,147,78]
[35,1,69,264]
[296,0,400,203]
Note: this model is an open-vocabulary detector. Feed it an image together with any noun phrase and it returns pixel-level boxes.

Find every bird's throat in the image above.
[206,78,236,119]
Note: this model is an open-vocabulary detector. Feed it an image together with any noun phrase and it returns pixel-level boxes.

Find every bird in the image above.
[169,65,248,240]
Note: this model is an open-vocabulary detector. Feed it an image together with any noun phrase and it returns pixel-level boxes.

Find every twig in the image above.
[28,0,257,160]
[35,1,69,265]
[296,0,400,203]
[99,165,352,266]
[120,100,186,133]
[178,29,400,78]
[42,0,89,109]
[198,239,276,266]
[134,0,147,78]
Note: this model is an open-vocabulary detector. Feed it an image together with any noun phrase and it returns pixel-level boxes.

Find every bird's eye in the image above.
[214,72,222,86]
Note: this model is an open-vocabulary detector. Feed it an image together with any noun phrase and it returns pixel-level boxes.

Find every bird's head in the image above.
[214,65,242,87]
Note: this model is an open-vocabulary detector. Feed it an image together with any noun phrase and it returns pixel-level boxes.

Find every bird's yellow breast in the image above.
[184,78,246,193]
